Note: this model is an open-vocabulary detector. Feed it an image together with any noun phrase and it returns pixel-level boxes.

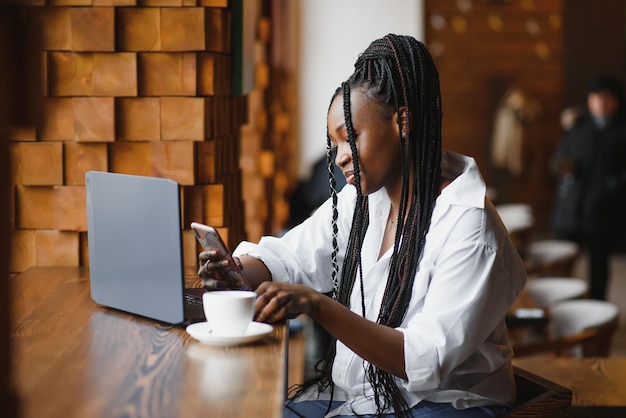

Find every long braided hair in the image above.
[292,34,442,417]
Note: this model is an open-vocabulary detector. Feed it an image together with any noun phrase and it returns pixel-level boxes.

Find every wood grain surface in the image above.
[514,357,626,407]
[11,267,287,418]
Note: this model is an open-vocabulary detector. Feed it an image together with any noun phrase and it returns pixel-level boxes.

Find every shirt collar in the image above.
[438,150,486,209]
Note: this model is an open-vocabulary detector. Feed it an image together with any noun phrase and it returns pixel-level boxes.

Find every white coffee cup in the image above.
[202,290,256,336]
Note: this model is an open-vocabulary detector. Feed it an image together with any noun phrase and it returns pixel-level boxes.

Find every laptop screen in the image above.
[85,171,187,324]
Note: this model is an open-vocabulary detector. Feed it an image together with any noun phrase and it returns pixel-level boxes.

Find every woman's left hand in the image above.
[254,281,321,323]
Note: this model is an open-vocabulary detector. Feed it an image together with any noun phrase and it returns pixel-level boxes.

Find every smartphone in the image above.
[190,222,252,290]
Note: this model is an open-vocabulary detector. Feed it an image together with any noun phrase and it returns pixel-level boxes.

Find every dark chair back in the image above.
[505,367,572,417]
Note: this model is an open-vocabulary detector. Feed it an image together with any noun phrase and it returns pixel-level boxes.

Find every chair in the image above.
[513,299,620,357]
[505,367,572,417]
[496,203,534,232]
[524,239,580,277]
[496,203,534,253]
[524,277,588,308]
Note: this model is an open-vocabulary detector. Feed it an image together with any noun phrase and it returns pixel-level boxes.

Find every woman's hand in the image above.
[198,250,246,290]
[254,281,321,323]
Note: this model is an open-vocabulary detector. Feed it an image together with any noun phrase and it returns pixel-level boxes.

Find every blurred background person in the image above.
[551,74,626,300]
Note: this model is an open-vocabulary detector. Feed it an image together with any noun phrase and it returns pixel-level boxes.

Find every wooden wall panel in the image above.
[9,2,251,273]
[425,0,564,231]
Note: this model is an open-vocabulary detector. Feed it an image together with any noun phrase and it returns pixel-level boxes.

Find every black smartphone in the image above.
[190,222,251,290]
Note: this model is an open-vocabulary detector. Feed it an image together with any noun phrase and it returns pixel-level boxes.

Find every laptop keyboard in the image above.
[183,288,205,320]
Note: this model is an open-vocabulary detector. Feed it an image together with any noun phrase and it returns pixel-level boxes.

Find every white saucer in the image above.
[186,322,274,346]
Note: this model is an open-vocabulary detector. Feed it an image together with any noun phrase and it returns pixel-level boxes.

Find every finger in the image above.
[265,306,288,324]
[256,293,288,322]
[201,259,229,274]
[254,293,269,317]
[198,251,211,265]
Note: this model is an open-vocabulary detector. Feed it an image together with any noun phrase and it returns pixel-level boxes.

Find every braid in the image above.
[337,82,369,316]
[326,92,341,301]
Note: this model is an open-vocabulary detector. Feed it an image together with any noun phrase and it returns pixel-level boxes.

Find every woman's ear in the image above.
[398,106,409,138]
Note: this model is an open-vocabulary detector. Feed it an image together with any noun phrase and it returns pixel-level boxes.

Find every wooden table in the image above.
[513,357,626,417]
[10,267,289,418]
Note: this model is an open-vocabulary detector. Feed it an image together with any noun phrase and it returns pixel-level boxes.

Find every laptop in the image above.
[85,171,205,325]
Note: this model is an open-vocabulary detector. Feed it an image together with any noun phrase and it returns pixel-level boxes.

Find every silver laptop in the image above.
[85,171,205,325]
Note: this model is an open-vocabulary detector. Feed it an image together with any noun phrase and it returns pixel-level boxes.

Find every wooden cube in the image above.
[116,7,161,51]
[219,55,232,95]
[116,97,161,140]
[39,97,74,141]
[197,53,232,96]
[63,143,108,186]
[150,141,195,185]
[49,52,93,96]
[205,7,227,52]
[80,231,89,266]
[196,140,216,183]
[15,186,56,229]
[181,229,198,267]
[160,97,205,140]
[161,7,205,51]
[54,185,87,231]
[73,97,115,142]
[197,53,215,96]
[35,230,79,266]
[17,142,63,186]
[30,6,71,51]
[181,185,204,229]
[10,230,36,273]
[71,7,115,51]
[93,52,137,96]
[202,184,224,226]
[138,52,196,96]
[109,141,152,176]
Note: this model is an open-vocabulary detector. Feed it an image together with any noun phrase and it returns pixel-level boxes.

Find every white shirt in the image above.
[234,151,527,416]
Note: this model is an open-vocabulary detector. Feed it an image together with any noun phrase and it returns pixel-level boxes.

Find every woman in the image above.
[199,34,526,417]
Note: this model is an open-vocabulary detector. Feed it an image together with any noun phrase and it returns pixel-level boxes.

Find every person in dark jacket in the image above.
[551,74,626,300]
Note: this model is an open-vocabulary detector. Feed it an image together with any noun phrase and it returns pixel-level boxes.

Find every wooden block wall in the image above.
[8,0,251,273]
[240,9,295,241]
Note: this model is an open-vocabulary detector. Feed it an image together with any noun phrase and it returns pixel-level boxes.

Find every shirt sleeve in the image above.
[399,208,526,392]
[233,185,356,292]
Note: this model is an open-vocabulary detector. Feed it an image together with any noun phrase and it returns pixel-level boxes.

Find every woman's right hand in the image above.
[198,250,246,290]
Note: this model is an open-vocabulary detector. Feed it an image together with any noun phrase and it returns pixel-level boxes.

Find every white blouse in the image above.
[234,151,527,416]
